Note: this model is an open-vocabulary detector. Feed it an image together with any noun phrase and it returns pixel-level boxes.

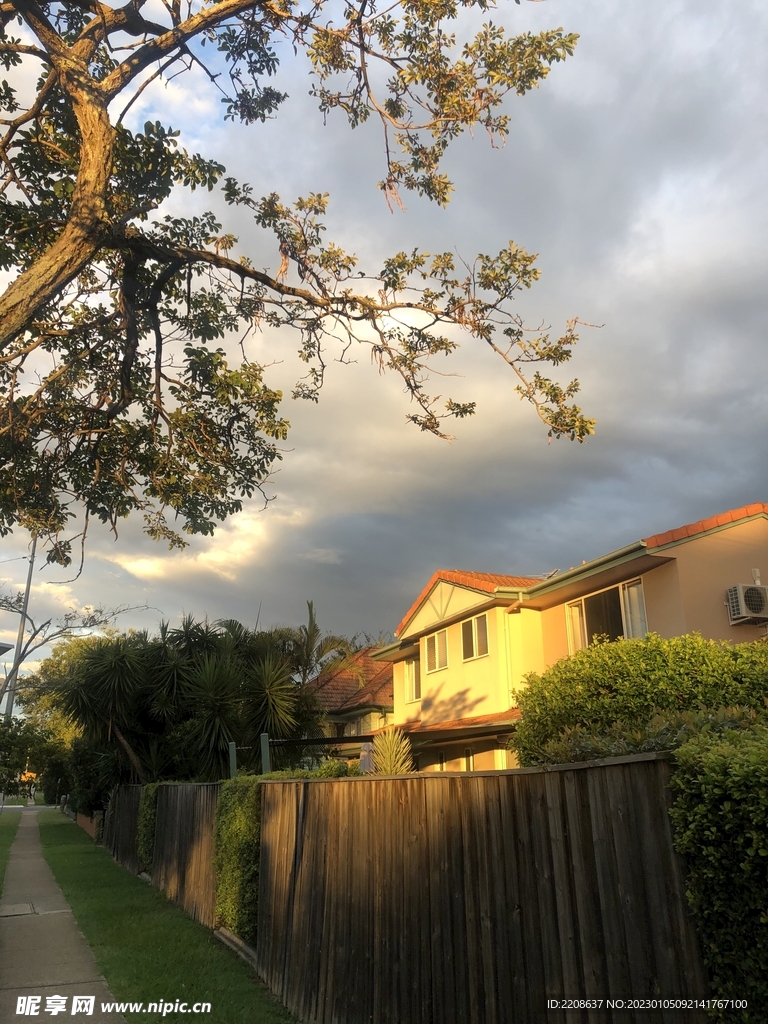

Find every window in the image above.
[567,579,648,652]
[622,579,647,639]
[462,614,489,660]
[425,630,448,672]
[404,658,421,703]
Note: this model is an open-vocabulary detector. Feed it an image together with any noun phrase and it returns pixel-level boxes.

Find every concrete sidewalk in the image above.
[0,809,127,1022]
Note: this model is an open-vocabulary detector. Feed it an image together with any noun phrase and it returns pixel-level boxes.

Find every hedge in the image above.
[213,760,353,944]
[516,706,763,766]
[136,782,160,874]
[511,634,768,766]
[669,725,768,1023]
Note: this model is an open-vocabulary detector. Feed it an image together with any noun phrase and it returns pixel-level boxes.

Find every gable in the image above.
[401,581,493,638]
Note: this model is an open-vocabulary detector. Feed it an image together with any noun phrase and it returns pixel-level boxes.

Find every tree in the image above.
[290,599,351,686]
[0,716,50,797]
[51,614,326,781]
[0,0,593,565]
[0,582,138,715]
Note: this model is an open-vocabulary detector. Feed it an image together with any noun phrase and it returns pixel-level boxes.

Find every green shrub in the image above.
[372,728,414,774]
[315,758,351,778]
[136,782,160,874]
[214,776,262,945]
[669,725,768,1022]
[214,766,342,944]
[523,706,763,765]
[511,634,768,766]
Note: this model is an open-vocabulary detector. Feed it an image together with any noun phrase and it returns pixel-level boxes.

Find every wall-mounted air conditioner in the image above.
[725,584,768,625]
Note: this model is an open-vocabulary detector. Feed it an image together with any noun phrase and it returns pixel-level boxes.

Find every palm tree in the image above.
[58,634,149,782]
[291,601,352,686]
[54,614,323,782]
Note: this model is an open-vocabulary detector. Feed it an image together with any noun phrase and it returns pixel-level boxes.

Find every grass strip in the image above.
[38,811,296,1024]
[0,809,21,894]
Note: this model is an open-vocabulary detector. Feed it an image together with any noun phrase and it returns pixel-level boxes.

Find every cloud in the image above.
[3,0,768,656]
[303,549,343,565]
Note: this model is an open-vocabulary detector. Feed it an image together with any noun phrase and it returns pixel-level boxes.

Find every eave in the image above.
[503,543,675,611]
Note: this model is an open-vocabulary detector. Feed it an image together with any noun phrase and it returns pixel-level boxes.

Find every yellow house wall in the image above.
[392,597,513,726]
[505,607,545,698]
[541,605,569,670]
[392,659,421,726]
[419,605,509,726]
[667,518,768,642]
[641,560,686,637]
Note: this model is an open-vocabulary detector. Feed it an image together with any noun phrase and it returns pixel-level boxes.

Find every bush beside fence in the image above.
[214,763,355,943]
[137,782,160,873]
[670,725,768,1023]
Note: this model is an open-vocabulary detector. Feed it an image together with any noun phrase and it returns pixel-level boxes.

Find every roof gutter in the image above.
[494,540,649,602]
[370,638,420,662]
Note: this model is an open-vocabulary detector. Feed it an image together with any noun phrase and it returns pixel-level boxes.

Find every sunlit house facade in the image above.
[372,503,768,771]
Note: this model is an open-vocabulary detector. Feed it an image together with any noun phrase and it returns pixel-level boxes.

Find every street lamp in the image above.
[0,642,13,657]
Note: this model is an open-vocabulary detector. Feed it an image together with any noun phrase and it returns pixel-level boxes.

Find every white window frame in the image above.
[404,658,421,703]
[425,629,448,673]
[566,578,648,653]
[461,613,489,661]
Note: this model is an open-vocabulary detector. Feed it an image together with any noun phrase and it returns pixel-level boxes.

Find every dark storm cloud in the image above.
[3,0,768,653]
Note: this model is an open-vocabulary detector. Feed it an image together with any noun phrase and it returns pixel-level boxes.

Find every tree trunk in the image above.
[111,720,147,784]
[0,66,114,351]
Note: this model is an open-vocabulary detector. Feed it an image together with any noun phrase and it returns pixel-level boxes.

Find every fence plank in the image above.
[108,754,709,1024]
[151,783,220,927]
[103,785,142,874]
[257,757,708,1024]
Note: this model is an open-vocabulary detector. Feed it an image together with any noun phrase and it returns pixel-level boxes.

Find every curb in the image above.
[214,927,259,970]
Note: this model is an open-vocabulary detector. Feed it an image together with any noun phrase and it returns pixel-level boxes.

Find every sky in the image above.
[2,0,768,669]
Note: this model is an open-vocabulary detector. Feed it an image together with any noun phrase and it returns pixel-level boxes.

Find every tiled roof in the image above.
[381,708,521,735]
[337,664,393,712]
[396,569,541,637]
[643,502,768,549]
[306,648,392,713]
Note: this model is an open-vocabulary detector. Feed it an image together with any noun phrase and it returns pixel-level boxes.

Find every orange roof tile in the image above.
[643,503,768,550]
[396,569,541,637]
[306,648,392,713]
[337,663,393,712]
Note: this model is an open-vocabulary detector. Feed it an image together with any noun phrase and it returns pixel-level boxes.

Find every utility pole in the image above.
[2,533,37,721]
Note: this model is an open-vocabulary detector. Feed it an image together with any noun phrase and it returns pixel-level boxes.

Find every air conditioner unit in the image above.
[725,584,768,625]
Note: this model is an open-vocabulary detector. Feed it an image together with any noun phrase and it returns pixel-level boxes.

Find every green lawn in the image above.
[38,812,296,1024]
[3,792,47,805]
[0,810,21,894]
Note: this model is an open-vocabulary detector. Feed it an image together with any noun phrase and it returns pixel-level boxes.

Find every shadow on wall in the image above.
[419,684,486,724]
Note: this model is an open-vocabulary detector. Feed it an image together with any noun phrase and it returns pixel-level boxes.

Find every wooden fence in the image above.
[256,753,708,1024]
[103,784,142,874]
[151,782,221,927]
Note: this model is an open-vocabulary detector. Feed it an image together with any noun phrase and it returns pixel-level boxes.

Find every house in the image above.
[306,647,394,742]
[372,502,768,772]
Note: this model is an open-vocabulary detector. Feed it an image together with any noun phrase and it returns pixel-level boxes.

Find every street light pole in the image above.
[3,533,37,721]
